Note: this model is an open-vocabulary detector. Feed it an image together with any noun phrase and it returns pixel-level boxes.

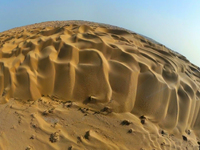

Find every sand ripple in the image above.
[0,21,200,136]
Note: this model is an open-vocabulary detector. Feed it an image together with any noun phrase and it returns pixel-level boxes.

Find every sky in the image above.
[0,0,200,67]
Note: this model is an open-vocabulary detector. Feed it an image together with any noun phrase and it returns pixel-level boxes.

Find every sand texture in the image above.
[0,21,200,150]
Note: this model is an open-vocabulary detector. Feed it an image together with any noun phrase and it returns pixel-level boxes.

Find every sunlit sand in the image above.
[0,21,199,150]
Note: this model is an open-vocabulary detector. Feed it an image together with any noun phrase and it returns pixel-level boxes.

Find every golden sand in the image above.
[0,21,199,150]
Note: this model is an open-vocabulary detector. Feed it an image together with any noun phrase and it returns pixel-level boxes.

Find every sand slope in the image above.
[0,21,200,149]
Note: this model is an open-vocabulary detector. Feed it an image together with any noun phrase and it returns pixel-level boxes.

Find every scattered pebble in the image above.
[88,96,96,102]
[25,146,32,150]
[68,146,73,150]
[182,135,187,141]
[84,96,97,104]
[32,124,38,128]
[185,129,191,135]
[101,106,112,113]
[51,122,58,128]
[93,111,100,114]
[30,113,35,118]
[161,130,166,135]
[141,119,145,124]
[49,131,60,143]
[30,135,35,139]
[139,115,146,124]
[139,115,146,120]
[121,120,132,125]
[84,131,90,139]
[77,136,82,142]
[128,128,133,133]
[48,107,55,113]
[161,142,165,146]
[66,102,72,108]
[42,110,48,115]
[78,108,88,113]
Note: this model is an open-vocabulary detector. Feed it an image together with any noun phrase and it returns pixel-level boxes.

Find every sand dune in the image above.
[0,21,200,149]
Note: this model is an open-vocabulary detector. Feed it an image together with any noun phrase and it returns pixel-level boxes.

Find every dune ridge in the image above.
[0,21,200,149]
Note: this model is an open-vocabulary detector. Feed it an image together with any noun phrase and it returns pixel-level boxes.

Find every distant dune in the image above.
[0,21,199,150]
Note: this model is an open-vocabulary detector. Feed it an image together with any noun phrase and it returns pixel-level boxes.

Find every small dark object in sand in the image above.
[182,135,187,141]
[121,120,132,125]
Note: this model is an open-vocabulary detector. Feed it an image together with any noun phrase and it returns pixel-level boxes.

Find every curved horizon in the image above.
[0,0,200,67]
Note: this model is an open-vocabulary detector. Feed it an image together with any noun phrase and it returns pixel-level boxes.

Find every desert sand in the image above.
[0,20,200,150]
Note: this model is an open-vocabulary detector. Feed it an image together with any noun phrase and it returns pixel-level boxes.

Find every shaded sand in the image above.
[0,20,200,149]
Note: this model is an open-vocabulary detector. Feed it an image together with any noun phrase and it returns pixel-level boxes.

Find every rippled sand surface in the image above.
[0,21,199,150]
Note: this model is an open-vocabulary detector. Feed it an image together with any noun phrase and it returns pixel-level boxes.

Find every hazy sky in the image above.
[0,0,200,67]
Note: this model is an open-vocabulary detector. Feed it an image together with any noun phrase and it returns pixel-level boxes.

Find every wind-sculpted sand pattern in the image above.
[0,21,200,149]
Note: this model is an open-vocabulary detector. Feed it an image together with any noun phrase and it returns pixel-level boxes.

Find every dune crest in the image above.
[0,21,200,149]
